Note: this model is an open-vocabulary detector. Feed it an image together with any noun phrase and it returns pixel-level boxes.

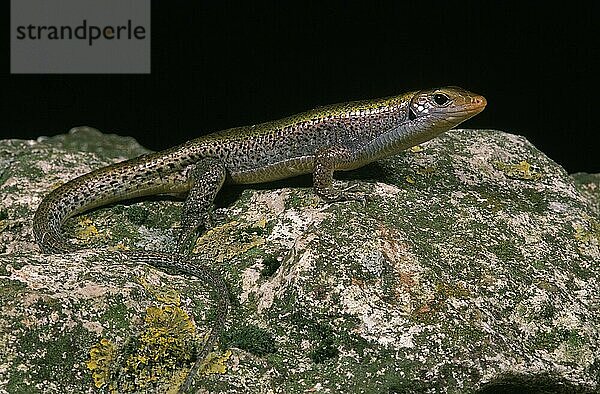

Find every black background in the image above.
[2,2,598,173]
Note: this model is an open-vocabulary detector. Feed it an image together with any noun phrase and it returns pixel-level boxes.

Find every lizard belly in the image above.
[228,155,314,184]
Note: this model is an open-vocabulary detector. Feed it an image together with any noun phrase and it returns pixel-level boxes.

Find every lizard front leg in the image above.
[313,145,365,202]
[177,157,227,254]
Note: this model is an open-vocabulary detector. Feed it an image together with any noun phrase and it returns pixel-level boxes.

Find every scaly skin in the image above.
[32,86,486,392]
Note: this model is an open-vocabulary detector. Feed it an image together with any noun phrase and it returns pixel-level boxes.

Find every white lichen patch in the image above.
[244,189,288,221]
[74,283,113,299]
[255,248,318,313]
[337,280,417,346]
[135,225,176,251]
[81,320,104,335]
[239,263,261,304]
[267,206,330,250]
[371,182,402,198]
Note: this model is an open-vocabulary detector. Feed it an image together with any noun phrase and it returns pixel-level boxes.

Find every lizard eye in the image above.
[433,93,450,106]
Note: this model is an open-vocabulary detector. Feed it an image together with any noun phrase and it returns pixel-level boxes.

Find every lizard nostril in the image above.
[474,96,487,107]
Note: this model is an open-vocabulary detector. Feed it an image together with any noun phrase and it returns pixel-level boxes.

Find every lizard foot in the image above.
[321,183,372,203]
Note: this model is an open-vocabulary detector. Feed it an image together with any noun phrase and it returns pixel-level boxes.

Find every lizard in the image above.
[32,86,486,392]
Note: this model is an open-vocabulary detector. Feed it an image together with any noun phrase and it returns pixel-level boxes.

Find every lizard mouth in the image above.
[467,95,487,113]
[445,94,487,120]
[451,94,486,114]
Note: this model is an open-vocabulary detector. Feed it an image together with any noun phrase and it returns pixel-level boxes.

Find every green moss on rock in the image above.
[224,324,276,357]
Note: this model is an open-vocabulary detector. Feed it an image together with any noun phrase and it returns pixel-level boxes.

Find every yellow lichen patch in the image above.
[416,166,435,176]
[494,160,543,180]
[405,176,415,184]
[113,242,130,251]
[573,221,600,244]
[199,350,232,375]
[119,305,198,392]
[154,289,182,305]
[199,220,240,240]
[140,305,196,358]
[574,223,591,243]
[193,220,266,262]
[573,220,600,255]
[87,338,116,389]
[167,369,192,394]
[409,144,424,153]
[137,276,182,305]
[75,217,101,240]
[253,217,267,229]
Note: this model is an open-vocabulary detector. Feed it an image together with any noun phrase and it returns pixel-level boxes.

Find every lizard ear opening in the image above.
[408,107,417,121]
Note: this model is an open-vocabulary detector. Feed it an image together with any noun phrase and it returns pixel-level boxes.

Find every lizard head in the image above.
[408,86,486,129]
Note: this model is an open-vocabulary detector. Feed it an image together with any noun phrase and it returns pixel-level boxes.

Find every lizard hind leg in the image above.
[177,158,227,254]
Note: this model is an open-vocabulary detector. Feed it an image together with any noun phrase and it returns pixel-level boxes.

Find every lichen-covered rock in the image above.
[572,173,600,219]
[0,127,598,393]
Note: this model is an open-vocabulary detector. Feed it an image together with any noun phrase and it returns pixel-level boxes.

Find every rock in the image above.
[572,173,600,219]
[0,127,598,393]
